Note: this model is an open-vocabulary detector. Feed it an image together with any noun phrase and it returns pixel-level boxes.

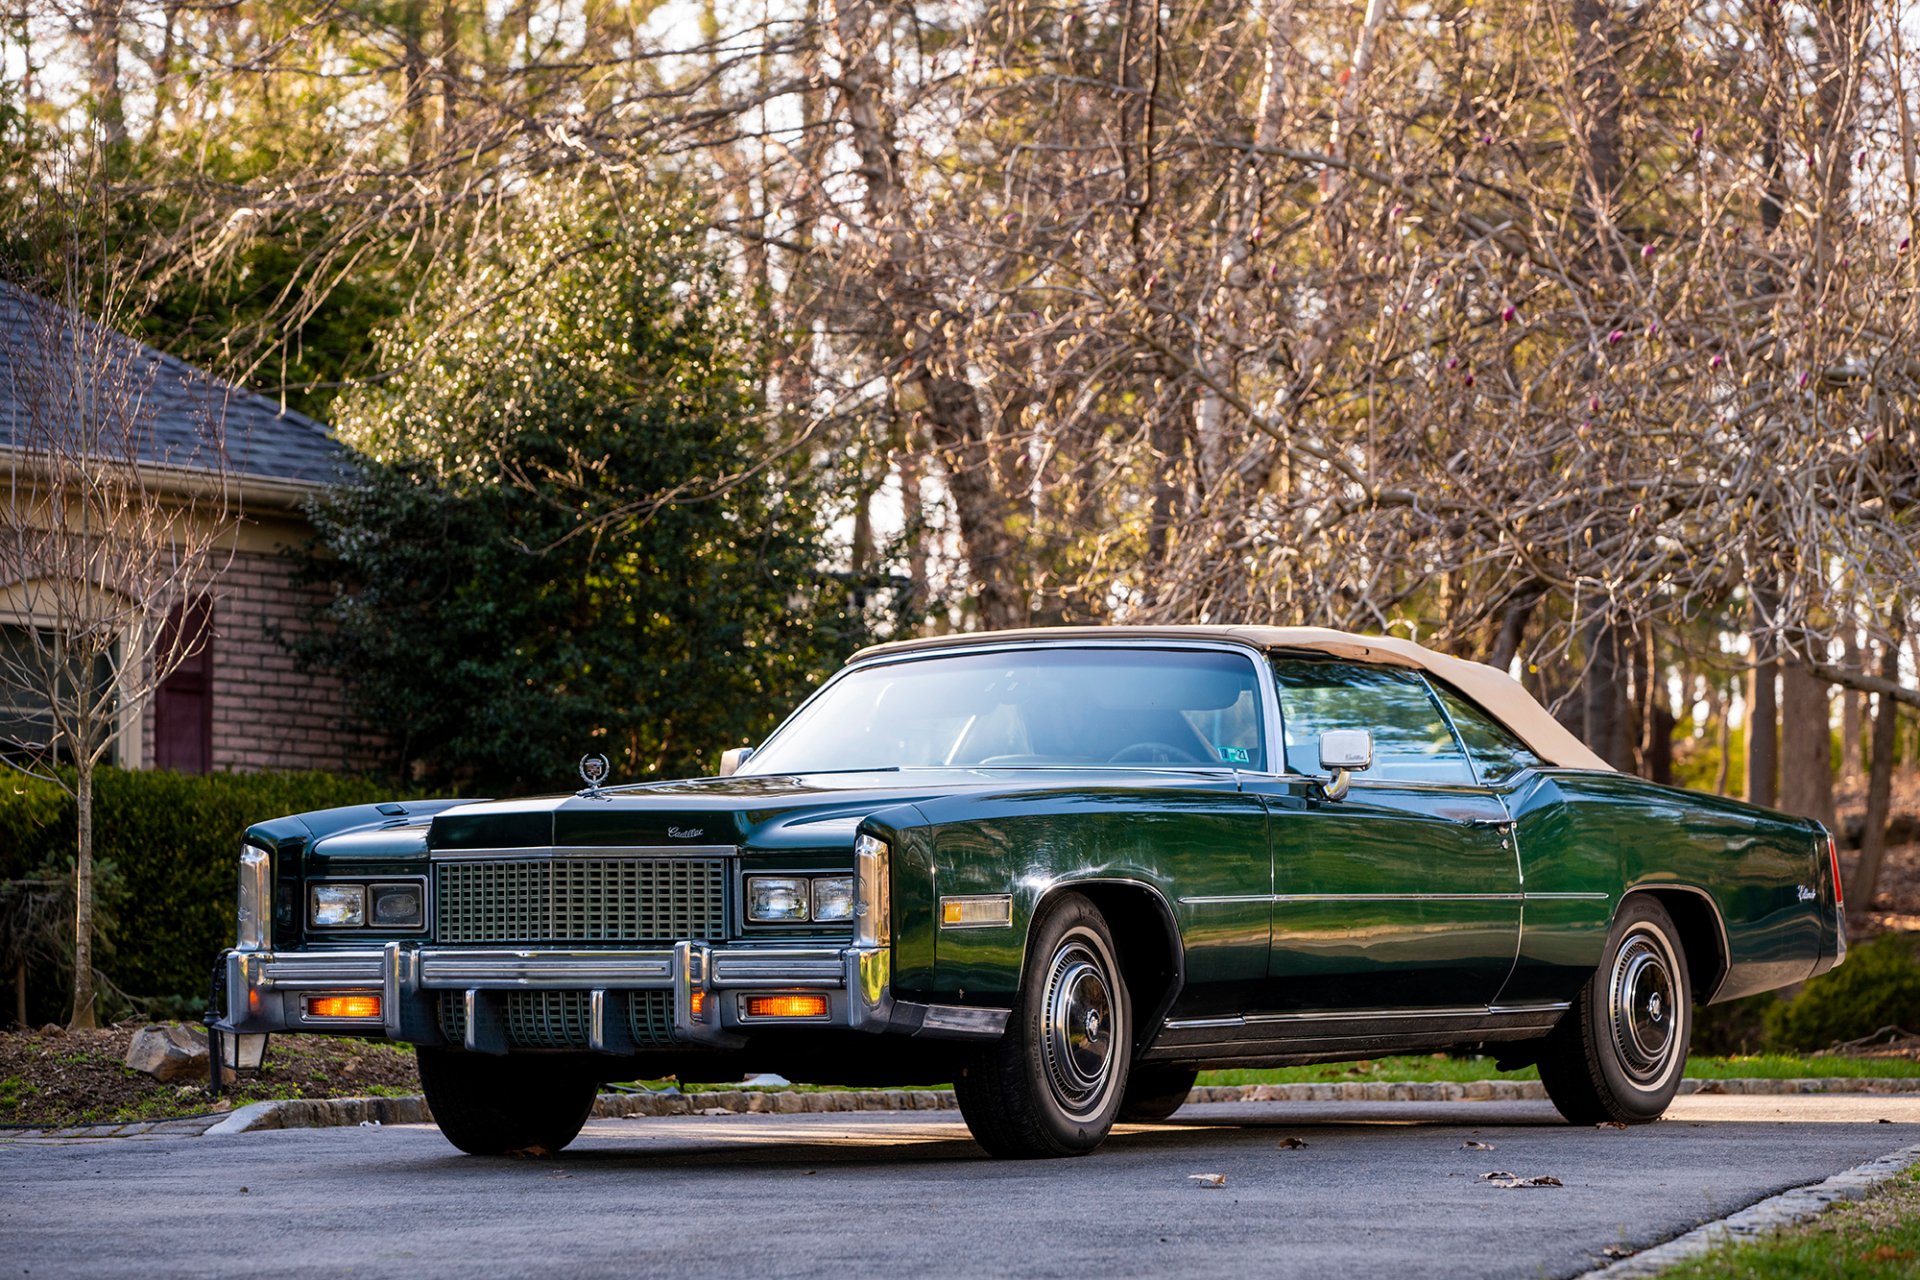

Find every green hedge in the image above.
[2,768,407,1019]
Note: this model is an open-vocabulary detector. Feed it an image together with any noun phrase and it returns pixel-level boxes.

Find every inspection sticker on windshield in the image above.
[1219,746,1252,764]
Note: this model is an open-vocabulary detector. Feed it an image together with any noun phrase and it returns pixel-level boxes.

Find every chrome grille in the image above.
[434,857,727,944]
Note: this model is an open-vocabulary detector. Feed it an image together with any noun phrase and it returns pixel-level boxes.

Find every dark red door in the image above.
[153,599,213,773]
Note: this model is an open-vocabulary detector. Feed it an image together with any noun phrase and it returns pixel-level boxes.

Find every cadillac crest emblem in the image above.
[578,753,611,794]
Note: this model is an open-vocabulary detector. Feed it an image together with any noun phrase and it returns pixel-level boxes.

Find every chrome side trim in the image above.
[1163,1001,1570,1031]
[428,844,739,860]
[1181,891,1601,905]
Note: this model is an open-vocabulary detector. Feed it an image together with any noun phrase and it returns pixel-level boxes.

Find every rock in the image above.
[126,1024,210,1083]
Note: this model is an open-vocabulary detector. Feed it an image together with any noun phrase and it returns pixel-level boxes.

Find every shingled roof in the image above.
[0,281,355,496]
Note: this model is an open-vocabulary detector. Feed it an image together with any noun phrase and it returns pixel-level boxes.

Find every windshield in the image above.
[741,647,1266,774]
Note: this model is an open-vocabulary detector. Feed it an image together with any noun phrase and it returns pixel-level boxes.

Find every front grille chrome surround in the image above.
[433,855,729,945]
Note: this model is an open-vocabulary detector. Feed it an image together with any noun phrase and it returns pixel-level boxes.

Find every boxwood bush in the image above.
[1,768,412,1021]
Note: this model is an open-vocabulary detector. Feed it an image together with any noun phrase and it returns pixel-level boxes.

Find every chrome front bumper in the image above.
[215,941,895,1052]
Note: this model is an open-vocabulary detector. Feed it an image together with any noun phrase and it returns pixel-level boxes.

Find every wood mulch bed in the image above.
[0,1024,419,1129]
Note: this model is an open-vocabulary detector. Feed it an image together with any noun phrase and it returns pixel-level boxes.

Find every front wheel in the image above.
[417,1049,600,1156]
[1538,896,1691,1125]
[954,894,1131,1157]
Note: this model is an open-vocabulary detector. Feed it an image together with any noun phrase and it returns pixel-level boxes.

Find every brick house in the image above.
[0,282,379,775]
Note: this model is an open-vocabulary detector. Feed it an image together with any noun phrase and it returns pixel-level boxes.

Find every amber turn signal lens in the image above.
[689,990,706,1017]
[307,995,382,1020]
[743,994,827,1019]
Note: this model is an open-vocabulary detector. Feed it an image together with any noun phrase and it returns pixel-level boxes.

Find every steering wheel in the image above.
[1107,741,1209,765]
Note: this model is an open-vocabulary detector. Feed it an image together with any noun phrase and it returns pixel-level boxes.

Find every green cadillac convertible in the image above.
[212,626,1846,1158]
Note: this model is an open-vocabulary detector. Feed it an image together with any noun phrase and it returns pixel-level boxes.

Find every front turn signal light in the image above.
[689,990,706,1017]
[743,994,828,1019]
[307,995,382,1020]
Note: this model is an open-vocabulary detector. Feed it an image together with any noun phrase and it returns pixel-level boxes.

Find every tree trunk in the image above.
[69,761,97,1030]
[1840,626,1864,781]
[1778,662,1836,828]
[85,0,125,146]
[1712,675,1732,797]
[13,961,25,1031]
[1746,615,1779,807]
[1850,633,1903,915]
[1581,619,1631,769]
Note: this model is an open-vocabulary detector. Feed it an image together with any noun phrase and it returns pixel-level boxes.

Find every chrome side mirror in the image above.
[1318,729,1373,801]
[719,746,754,777]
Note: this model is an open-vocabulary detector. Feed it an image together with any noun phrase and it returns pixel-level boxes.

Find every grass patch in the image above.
[1654,1165,1920,1279]
[1195,1053,1920,1088]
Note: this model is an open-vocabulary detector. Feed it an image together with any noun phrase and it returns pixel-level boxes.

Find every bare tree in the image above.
[0,195,232,1029]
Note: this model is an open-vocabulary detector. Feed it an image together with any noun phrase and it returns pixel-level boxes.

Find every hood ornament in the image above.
[578,753,611,796]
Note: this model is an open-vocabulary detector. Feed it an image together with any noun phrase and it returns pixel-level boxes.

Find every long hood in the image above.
[425,768,1225,853]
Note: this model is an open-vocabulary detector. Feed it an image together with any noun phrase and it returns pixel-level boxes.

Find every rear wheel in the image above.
[1118,1063,1198,1123]
[417,1049,600,1156]
[954,894,1131,1158]
[1538,896,1691,1125]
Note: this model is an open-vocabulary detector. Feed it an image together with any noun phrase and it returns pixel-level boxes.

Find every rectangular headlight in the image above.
[369,883,424,929]
[747,876,810,922]
[811,876,855,922]
[309,883,367,928]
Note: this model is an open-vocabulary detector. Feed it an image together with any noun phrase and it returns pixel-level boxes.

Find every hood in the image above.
[425,767,1226,853]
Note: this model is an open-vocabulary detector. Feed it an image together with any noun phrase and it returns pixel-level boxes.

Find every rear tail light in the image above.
[1828,832,1845,911]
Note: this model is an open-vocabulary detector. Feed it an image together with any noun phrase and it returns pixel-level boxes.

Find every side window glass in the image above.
[1429,680,1544,784]
[1270,659,1476,786]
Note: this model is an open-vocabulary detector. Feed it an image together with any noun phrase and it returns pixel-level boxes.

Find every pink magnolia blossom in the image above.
[1501,305,1517,323]
[1607,329,1626,345]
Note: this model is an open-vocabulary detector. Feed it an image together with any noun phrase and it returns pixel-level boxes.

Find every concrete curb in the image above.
[1571,1141,1920,1278]
[14,1075,1920,1140]
[191,1075,1920,1134]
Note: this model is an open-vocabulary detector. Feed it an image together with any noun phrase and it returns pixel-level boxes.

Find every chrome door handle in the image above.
[1463,818,1512,829]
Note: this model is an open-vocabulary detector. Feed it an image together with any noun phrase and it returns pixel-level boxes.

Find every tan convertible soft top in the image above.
[851,624,1613,773]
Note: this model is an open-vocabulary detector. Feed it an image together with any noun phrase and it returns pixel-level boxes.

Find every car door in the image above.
[1257,658,1522,1012]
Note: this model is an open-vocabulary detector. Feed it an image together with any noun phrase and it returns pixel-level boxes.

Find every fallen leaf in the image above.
[1595,1121,1628,1130]
[505,1144,555,1159]
[1481,1171,1562,1188]
[1602,1245,1633,1259]
[1462,1140,1495,1150]
[1878,1118,1893,1125]
[699,1107,732,1116]
[1189,1173,1228,1188]
[1277,1137,1309,1149]
[358,1120,382,1129]
[1479,1171,1516,1182]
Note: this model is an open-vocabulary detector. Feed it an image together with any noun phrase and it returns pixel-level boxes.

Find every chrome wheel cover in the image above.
[1609,924,1681,1088]
[1040,937,1117,1118]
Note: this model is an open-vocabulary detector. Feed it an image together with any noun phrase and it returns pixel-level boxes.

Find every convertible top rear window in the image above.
[741,648,1266,774]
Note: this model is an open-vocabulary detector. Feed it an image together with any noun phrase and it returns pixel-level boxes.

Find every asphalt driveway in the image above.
[4,1095,1917,1278]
